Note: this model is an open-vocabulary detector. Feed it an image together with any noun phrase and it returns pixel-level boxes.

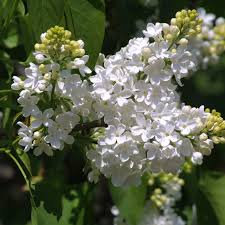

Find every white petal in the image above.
[31,120,42,128]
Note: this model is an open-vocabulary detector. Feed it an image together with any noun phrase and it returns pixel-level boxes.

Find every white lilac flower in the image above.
[44,119,76,150]
[11,76,24,90]
[170,46,196,85]
[33,142,53,156]
[23,63,48,93]
[88,15,215,186]
[17,90,40,117]
[144,58,172,85]
[130,113,154,142]
[176,105,208,136]
[13,15,224,187]
[149,41,170,59]
[144,142,159,160]
[143,23,163,40]
[55,111,80,132]
[69,55,91,76]
[17,122,34,152]
[191,152,203,165]
[14,26,95,154]
[198,8,215,27]
[34,52,48,63]
[31,108,54,128]
[155,122,180,147]
[87,168,99,183]
[125,37,149,59]
[104,124,126,145]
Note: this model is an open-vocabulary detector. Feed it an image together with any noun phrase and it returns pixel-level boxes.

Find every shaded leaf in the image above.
[31,182,90,225]
[64,0,105,68]
[0,0,19,33]
[110,182,147,225]
[3,26,19,49]
[0,95,18,110]
[197,170,225,225]
[18,15,35,55]
[17,0,25,15]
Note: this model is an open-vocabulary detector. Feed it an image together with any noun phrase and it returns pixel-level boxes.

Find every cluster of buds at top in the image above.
[164,9,202,45]
[203,109,225,144]
[34,26,85,64]
[172,9,202,37]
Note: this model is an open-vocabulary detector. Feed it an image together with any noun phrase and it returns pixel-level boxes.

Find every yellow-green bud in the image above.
[179,38,188,45]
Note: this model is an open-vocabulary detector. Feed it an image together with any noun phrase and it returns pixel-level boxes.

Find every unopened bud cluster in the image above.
[163,9,202,46]
[35,26,85,63]
[203,109,225,144]
[172,9,202,37]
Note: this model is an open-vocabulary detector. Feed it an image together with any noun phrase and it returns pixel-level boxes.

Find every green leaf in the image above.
[0,50,14,79]
[18,14,35,55]
[27,0,65,41]
[196,188,219,225]
[2,107,11,129]
[110,182,147,225]
[64,0,105,68]
[31,151,93,225]
[0,95,18,110]
[31,182,90,225]
[3,26,19,48]
[197,170,225,225]
[0,0,19,33]
[17,0,25,15]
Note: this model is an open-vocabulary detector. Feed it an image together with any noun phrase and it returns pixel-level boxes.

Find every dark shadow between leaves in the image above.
[88,0,105,13]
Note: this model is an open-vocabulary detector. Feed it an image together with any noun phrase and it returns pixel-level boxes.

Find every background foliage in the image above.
[0,0,225,225]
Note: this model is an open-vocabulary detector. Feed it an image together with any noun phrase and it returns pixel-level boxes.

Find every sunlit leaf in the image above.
[64,0,105,68]
[27,0,65,41]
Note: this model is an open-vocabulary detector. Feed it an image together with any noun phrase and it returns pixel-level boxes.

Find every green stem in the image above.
[12,137,20,146]
[7,152,29,184]
[5,151,37,208]
[167,25,189,51]
[0,148,7,153]
[0,89,14,94]
[50,81,56,107]
[168,32,183,50]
